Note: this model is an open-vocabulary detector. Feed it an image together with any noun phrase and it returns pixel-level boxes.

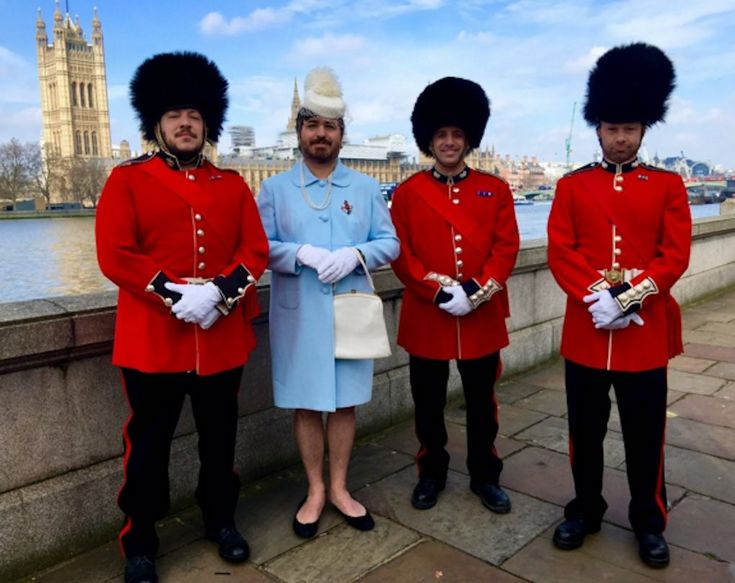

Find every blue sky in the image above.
[1,0,734,169]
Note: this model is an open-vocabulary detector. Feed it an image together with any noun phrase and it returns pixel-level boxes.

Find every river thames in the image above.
[0,203,722,304]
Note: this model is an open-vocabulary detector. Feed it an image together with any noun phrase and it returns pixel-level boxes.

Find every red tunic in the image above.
[391,168,520,360]
[96,154,268,375]
[547,160,691,372]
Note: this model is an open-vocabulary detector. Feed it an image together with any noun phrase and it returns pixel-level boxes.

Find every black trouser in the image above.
[118,367,243,558]
[409,352,502,485]
[564,360,668,534]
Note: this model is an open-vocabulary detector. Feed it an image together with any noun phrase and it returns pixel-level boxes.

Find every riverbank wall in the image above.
[1,215,734,581]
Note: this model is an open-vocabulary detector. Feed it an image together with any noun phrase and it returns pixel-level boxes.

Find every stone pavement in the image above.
[21,288,735,583]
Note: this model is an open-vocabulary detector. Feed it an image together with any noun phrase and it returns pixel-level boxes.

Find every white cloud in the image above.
[290,34,366,59]
[563,46,607,74]
[107,84,128,101]
[456,30,496,44]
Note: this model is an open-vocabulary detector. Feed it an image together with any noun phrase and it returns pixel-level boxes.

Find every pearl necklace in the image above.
[300,160,334,211]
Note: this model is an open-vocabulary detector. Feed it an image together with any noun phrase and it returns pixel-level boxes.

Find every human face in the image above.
[298,116,343,167]
[596,121,644,164]
[430,126,468,175]
[159,108,205,158]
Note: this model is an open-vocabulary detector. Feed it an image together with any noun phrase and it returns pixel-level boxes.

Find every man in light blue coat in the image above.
[257,67,399,539]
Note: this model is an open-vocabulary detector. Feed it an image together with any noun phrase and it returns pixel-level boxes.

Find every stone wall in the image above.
[1,215,734,581]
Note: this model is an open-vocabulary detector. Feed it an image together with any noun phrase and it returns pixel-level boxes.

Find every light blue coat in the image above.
[257,161,400,412]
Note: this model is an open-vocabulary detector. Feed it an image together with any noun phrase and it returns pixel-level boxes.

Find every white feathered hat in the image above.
[301,67,346,119]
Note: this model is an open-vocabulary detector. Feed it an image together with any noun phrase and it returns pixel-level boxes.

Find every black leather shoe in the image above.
[207,526,250,563]
[411,477,446,510]
[124,556,158,583]
[552,518,601,550]
[335,506,375,531]
[293,497,320,539]
[637,533,670,568]
[470,482,512,514]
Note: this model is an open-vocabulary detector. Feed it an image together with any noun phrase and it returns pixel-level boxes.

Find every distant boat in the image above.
[513,195,533,206]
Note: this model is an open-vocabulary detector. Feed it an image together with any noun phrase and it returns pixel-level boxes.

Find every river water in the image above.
[0,203,722,304]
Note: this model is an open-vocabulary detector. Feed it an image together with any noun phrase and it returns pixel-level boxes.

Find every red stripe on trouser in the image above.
[654,421,668,529]
[117,370,135,558]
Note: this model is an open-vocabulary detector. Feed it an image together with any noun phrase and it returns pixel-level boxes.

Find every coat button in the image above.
[188,174,196,181]
[612,262,620,269]
[145,284,154,292]
[164,298,173,306]
[614,235,622,242]
[452,187,460,193]
[198,262,206,270]
[247,275,256,283]
[456,259,464,267]
[195,214,202,221]
[614,248,622,255]
[455,247,463,254]
[452,199,460,205]
[454,234,462,241]
[197,229,204,236]
[198,246,205,254]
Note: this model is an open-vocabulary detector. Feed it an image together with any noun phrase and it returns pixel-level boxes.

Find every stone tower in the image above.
[36,3,112,158]
[286,78,301,131]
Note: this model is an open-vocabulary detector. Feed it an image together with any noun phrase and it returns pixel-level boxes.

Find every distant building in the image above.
[36,5,112,159]
[654,154,713,178]
[229,126,255,150]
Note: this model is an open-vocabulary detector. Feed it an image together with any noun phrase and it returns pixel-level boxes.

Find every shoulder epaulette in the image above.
[563,162,598,177]
[638,163,680,176]
[117,151,156,167]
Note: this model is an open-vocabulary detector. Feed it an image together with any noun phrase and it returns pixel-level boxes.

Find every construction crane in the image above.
[565,102,576,170]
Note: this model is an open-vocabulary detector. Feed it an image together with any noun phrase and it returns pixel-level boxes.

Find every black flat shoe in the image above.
[411,477,446,510]
[470,482,512,514]
[207,526,250,563]
[335,505,375,531]
[637,532,670,568]
[552,518,601,550]
[293,497,320,539]
[124,555,158,583]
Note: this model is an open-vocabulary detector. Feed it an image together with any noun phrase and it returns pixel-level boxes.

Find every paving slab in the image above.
[715,381,735,400]
[516,360,566,391]
[360,540,525,583]
[503,522,733,583]
[666,416,735,460]
[495,380,544,404]
[514,416,626,468]
[514,388,568,417]
[684,343,735,364]
[664,445,735,503]
[476,402,547,437]
[667,494,735,563]
[669,355,716,374]
[682,330,735,349]
[263,519,420,583]
[669,394,735,429]
[358,466,559,566]
[702,361,735,381]
[667,369,727,395]
[694,321,735,337]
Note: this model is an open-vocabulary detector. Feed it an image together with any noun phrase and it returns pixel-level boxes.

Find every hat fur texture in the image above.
[301,67,346,119]
[130,51,229,142]
[411,77,490,157]
[583,42,675,127]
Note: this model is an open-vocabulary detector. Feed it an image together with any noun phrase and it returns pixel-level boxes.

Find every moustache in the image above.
[310,138,332,145]
[175,130,196,138]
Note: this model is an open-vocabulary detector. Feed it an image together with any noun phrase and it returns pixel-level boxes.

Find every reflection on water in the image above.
[0,204,723,303]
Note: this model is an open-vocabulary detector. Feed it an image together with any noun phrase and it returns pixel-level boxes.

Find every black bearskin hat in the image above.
[130,52,229,143]
[583,43,675,127]
[411,77,490,157]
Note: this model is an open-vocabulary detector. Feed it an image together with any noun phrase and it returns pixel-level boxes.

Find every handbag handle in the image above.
[342,248,375,292]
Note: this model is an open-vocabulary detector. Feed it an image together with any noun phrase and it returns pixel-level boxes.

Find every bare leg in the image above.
[293,409,327,523]
[326,407,366,517]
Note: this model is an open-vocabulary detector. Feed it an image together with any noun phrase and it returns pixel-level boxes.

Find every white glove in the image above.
[164,282,222,324]
[199,307,222,330]
[598,312,644,330]
[583,290,624,327]
[317,248,360,284]
[438,285,473,316]
[296,244,330,269]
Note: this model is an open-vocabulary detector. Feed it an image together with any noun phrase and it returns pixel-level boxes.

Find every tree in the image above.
[0,139,42,206]
[66,157,109,207]
[35,144,66,206]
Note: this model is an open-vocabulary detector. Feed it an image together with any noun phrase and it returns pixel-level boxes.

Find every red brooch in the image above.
[341,200,353,214]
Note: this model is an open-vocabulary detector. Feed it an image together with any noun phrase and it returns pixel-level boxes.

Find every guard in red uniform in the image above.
[547,43,690,568]
[96,52,268,583]
[391,77,520,513]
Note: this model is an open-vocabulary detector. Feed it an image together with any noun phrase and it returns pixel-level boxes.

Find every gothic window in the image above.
[87,84,93,108]
[71,82,78,107]
[92,132,99,156]
[84,131,90,155]
[80,83,86,107]
[75,131,82,155]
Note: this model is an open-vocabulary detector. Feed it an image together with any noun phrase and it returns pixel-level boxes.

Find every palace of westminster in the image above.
[35,6,551,201]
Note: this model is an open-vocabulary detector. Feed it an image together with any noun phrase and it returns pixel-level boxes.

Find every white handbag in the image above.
[333,250,392,359]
